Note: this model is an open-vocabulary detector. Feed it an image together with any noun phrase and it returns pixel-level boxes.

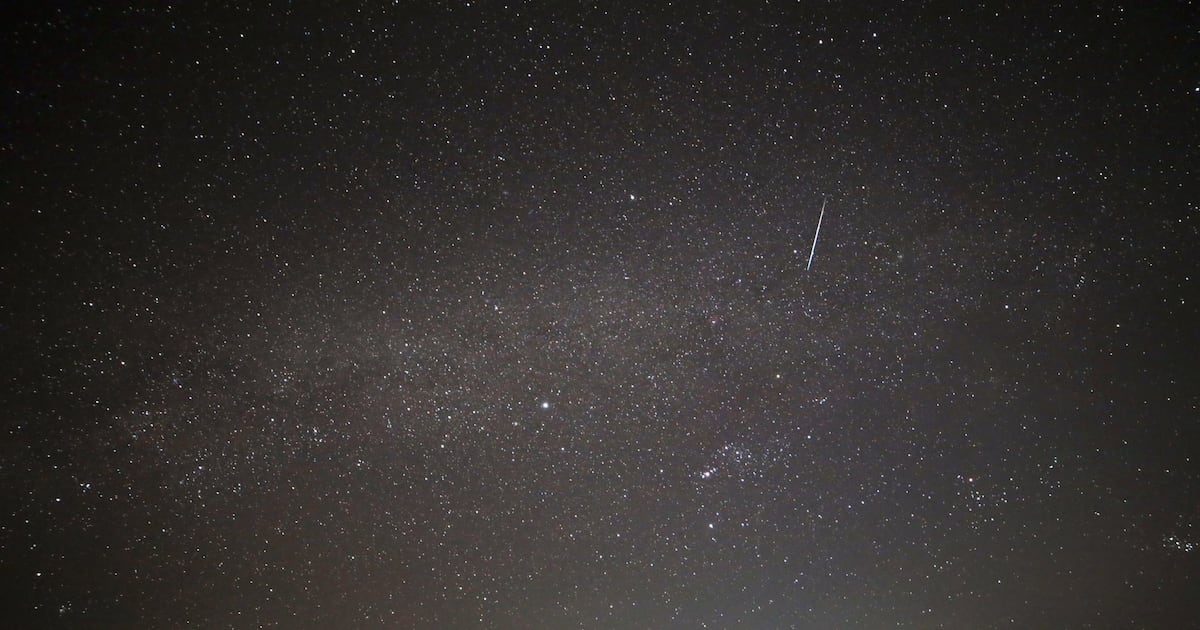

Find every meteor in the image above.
[806,199,827,271]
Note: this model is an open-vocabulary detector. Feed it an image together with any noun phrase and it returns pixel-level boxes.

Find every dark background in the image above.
[2,1,1197,627]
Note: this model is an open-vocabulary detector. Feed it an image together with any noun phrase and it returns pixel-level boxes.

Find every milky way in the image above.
[3,2,1197,628]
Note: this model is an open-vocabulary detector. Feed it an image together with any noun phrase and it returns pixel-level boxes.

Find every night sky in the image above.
[3,2,1198,628]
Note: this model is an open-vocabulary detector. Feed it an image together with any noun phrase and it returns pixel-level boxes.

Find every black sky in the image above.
[2,1,1198,628]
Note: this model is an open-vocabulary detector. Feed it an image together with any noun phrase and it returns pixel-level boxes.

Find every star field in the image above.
[2,2,1198,628]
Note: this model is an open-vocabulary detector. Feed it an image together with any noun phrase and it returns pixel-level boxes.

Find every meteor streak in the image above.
[806,199,826,271]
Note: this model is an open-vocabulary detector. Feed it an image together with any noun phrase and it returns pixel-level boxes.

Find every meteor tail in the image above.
[806,199,826,271]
